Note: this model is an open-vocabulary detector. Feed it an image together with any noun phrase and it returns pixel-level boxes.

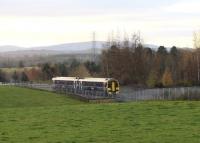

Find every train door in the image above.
[75,79,82,93]
[77,80,81,90]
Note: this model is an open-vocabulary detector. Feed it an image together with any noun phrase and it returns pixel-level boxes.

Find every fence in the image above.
[13,82,115,100]
[118,86,200,102]
[0,82,15,86]
[53,86,115,100]
[14,83,53,91]
[0,82,53,92]
[1,82,200,102]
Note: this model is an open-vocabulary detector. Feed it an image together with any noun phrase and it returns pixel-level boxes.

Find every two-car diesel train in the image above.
[52,77,120,96]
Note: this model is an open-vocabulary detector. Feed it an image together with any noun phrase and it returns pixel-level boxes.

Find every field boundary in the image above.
[8,83,116,103]
[1,82,200,102]
[119,86,200,102]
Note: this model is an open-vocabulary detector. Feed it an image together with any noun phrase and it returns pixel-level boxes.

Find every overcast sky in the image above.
[0,0,200,47]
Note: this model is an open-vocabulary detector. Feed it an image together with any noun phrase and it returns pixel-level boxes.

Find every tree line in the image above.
[101,33,200,87]
[0,59,100,83]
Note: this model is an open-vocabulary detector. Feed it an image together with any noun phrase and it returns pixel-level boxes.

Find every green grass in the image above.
[0,86,82,108]
[0,86,200,143]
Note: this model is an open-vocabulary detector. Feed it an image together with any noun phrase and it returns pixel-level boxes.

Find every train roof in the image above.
[52,77,77,81]
[79,78,111,82]
[52,77,117,83]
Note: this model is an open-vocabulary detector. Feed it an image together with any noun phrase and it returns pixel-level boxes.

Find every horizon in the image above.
[0,41,191,50]
[0,0,200,48]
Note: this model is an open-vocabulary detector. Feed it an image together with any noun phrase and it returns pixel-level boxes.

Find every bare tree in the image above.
[194,31,200,84]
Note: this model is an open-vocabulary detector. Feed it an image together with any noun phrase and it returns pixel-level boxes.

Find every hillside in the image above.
[0,41,105,54]
[0,86,81,108]
[0,86,200,143]
[32,41,104,53]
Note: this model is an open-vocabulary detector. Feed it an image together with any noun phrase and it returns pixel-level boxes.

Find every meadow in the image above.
[0,86,200,143]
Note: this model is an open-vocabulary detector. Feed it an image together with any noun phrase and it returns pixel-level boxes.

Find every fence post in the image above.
[136,91,138,102]
[163,88,164,100]
[142,90,144,100]
[156,89,158,100]
[175,88,177,100]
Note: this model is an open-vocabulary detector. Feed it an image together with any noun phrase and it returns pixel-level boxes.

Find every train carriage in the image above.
[52,77,119,97]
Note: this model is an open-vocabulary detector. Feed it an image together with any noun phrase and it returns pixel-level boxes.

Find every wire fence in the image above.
[1,82,200,102]
[118,86,200,101]
[0,82,53,91]
[16,83,53,91]
[6,82,114,100]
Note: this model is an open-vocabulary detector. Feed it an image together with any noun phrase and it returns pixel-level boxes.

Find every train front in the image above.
[106,79,120,95]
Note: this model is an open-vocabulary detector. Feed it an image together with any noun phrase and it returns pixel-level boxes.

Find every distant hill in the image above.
[0,41,105,55]
[0,50,63,58]
[32,41,105,53]
[0,42,192,55]
[0,41,103,60]
[0,45,24,52]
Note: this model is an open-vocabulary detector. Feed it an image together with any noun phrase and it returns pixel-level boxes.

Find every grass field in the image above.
[0,86,81,108]
[0,86,200,143]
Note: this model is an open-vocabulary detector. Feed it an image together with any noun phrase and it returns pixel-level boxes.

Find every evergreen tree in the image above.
[20,72,29,82]
[0,70,6,82]
[84,61,101,75]
[41,63,54,80]
[58,63,68,76]
[12,71,19,82]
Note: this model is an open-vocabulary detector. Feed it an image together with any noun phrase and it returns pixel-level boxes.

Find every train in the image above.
[52,77,120,96]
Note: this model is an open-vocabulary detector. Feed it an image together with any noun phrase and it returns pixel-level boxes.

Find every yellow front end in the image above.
[107,80,120,95]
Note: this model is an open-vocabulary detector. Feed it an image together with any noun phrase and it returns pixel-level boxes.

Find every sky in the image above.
[0,0,200,48]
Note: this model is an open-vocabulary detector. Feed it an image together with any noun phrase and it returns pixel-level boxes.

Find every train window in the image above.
[82,81,104,87]
[54,80,75,85]
[95,82,103,87]
[84,82,93,87]
[55,80,62,84]
[64,81,73,85]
